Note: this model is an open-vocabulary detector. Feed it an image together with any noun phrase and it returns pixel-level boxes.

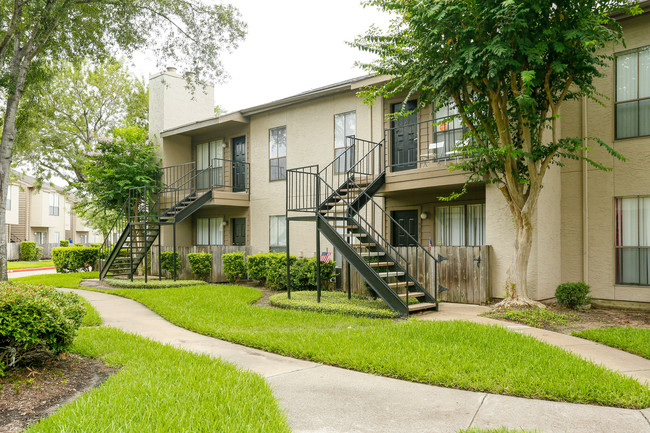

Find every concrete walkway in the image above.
[60,288,650,433]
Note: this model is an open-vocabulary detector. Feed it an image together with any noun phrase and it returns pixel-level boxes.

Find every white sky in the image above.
[134,0,392,112]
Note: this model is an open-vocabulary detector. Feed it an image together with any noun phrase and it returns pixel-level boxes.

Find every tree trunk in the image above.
[0,57,29,281]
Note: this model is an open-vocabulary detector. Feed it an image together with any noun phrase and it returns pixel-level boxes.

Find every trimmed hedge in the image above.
[266,254,297,290]
[188,253,213,281]
[90,243,103,249]
[20,241,37,261]
[160,252,181,277]
[52,247,99,273]
[34,246,44,261]
[269,291,399,319]
[556,282,591,309]
[223,251,246,283]
[0,283,85,373]
[246,253,270,282]
[104,278,208,289]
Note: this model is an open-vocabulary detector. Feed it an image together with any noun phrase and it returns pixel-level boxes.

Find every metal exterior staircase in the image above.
[99,158,248,280]
[287,137,443,316]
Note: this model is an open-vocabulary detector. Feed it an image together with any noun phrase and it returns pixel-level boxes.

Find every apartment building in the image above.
[99,5,649,311]
[5,172,102,247]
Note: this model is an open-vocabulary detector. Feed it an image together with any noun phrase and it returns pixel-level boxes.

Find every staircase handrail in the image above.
[98,199,131,274]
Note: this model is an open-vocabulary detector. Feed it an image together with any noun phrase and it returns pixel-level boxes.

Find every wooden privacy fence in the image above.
[7,242,89,260]
[150,245,251,282]
[339,245,491,305]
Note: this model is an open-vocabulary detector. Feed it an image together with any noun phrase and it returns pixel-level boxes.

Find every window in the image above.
[80,234,88,244]
[435,203,485,246]
[197,140,224,189]
[6,186,10,211]
[269,215,286,252]
[615,46,650,139]
[35,232,46,245]
[54,232,60,243]
[196,217,224,245]
[49,192,59,216]
[432,103,467,158]
[269,126,287,181]
[615,196,650,285]
[334,111,356,173]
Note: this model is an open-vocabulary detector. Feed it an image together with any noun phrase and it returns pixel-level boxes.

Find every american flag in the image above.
[429,238,433,249]
[320,251,332,263]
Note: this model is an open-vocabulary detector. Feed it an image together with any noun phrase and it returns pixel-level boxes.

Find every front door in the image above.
[392,210,418,247]
[232,136,246,193]
[232,218,246,246]
[391,100,418,172]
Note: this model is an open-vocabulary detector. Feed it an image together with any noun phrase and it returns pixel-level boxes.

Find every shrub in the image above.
[160,252,181,277]
[20,241,37,261]
[0,283,85,373]
[52,247,100,273]
[555,282,591,309]
[90,243,103,249]
[188,253,213,281]
[34,246,44,261]
[266,253,297,290]
[223,251,246,283]
[59,240,69,247]
[288,257,337,291]
[246,253,271,282]
[75,243,84,247]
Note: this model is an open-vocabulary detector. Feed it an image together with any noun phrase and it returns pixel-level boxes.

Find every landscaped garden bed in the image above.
[269,291,403,318]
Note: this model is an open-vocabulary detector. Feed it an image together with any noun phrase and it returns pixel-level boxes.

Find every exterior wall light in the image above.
[420,212,428,220]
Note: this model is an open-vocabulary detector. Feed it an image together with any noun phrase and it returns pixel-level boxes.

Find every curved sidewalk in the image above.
[60,288,650,433]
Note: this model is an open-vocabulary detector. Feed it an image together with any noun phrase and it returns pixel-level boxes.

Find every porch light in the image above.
[420,212,428,220]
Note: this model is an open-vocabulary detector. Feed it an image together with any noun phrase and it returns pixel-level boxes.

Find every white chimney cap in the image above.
[166,66,177,73]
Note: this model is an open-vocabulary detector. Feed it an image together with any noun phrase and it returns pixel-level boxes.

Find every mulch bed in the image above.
[550,304,650,334]
[0,354,116,433]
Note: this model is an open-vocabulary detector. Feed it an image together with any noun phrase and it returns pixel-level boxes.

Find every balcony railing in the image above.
[160,158,250,198]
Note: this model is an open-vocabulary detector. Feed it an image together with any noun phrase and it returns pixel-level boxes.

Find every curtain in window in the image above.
[335,112,356,173]
[270,216,286,250]
[616,197,650,285]
[197,218,210,245]
[466,204,485,246]
[213,141,224,187]
[435,205,465,246]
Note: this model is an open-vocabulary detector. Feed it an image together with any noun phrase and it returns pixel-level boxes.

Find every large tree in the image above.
[0,0,246,280]
[354,0,637,306]
[14,59,148,188]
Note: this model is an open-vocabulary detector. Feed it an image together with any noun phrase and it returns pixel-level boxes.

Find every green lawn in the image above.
[573,327,650,360]
[17,273,650,408]
[8,260,54,270]
[270,290,402,318]
[26,327,290,433]
[14,271,99,288]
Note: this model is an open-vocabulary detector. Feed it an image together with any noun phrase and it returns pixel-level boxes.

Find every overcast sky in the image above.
[135,0,392,112]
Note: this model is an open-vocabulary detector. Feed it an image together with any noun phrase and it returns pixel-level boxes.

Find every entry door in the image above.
[391,100,418,172]
[232,136,246,193]
[232,218,246,246]
[392,210,418,247]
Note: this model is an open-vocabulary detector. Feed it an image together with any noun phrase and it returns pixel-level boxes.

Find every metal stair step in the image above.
[369,261,395,267]
[332,225,358,229]
[349,243,376,248]
[360,252,384,257]
[377,271,405,277]
[408,302,437,313]
[399,292,425,299]
[342,233,367,238]
[388,281,415,288]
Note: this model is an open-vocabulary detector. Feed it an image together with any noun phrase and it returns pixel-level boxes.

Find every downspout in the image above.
[582,97,589,284]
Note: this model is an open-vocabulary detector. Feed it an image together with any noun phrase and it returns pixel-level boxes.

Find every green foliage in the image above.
[482,307,578,329]
[222,251,246,283]
[104,284,650,408]
[573,327,650,360]
[246,253,271,282]
[188,253,213,281]
[7,260,54,270]
[52,247,99,273]
[270,291,400,319]
[555,282,591,309]
[20,242,37,261]
[13,272,100,289]
[288,257,337,291]
[159,252,181,277]
[104,278,207,289]
[34,246,44,261]
[265,254,297,290]
[90,243,103,249]
[59,240,69,247]
[0,283,85,373]
[26,327,290,432]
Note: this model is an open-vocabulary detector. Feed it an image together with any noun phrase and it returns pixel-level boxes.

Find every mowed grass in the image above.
[573,327,650,360]
[14,271,99,288]
[8,260,54,270]
[270,290,402,318]
[26,327,290,433]
[93,284,650,408]
[79,296,102,327]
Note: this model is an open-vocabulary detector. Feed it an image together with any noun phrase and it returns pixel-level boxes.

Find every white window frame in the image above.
[269,126,287,181]
[615,196,650,285]
[196,217,224,246]
[49,192,59,216]
[334,111,356,173]
[615,46,650,139]
[434,203,485,246]
[269,215,287,252]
